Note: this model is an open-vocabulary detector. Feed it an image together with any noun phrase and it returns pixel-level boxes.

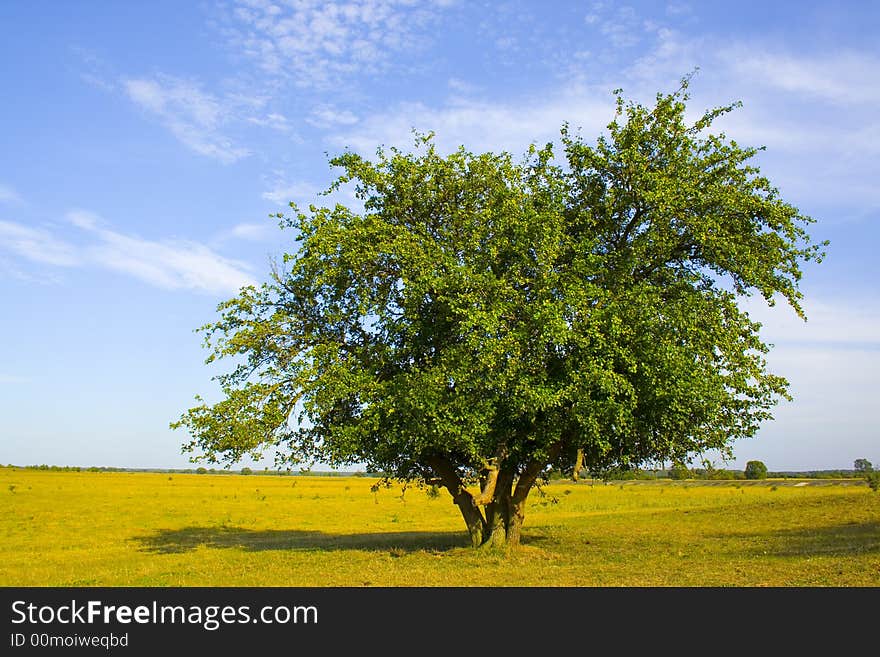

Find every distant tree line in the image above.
[4,461,876,489]
[3,463,373,477]
[548,458,879,482]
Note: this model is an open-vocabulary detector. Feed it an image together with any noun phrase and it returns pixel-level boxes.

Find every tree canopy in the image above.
[172,77,825,547]
[854,459,873,473]
[744,460,769,480]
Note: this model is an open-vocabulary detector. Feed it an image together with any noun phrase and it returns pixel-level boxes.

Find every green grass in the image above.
[1,467,878,586]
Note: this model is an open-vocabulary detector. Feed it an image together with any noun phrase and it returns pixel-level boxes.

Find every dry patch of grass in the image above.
[1,467,877,586]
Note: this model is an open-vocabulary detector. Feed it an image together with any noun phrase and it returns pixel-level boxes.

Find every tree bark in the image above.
[472,445,508,506]
[506,442,563,547]
[425,455,486,547]
[571,448,584,482]
[483,468,515,547]
[426,443,561,548]
[507,499,526,546]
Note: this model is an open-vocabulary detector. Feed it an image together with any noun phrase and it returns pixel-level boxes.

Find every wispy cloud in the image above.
[219,0,452,89]
[756,344,879,470]
[0,213,256,295]
[88,233,255,294]
[0,221,81,266]
[329,91,614,156]
[123,76,250,163]
[245,112,293,132]
[221,221,278,243]
[596,6,643,49]
[328,18,879,217]
[625,33,880,210]
[665,2,691,16]
[0,256,63,285]
[447,78,478,94]
[722,49,880,106]
[744,296,880,347]
[0,184,24,205]
[71,46,118,93]
[261,180,325,207]
[306,104,359,128]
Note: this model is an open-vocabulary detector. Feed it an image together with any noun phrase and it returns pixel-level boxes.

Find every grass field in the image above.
[1,466,878,586]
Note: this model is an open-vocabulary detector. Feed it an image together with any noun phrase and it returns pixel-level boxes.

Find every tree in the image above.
[853,458,873,473]
[668,463,691,481]
[172,76,824,547]
[744,460,768,480]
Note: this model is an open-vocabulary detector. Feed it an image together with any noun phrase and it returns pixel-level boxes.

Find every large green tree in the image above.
[173,79,824,547]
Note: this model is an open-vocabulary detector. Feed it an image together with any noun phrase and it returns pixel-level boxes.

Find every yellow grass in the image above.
[1,467,878,586]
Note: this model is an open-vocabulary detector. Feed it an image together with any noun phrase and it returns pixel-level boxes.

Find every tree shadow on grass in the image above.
[134,526,469,555]
[731,520,880,558]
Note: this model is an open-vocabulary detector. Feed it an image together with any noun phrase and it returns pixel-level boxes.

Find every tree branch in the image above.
[472,444,509,505]
[512,441,563,504]
[423,454,487,534]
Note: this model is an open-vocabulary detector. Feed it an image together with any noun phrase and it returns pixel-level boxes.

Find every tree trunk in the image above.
[458,498,486,548]
[425,455,486,547]
[498,442,563,547]
[507,499,526,546]
[482,468,515,547]
[572,448,584,482]
[427,443,561,548]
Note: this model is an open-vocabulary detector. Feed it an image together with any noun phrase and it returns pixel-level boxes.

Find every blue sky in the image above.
[1,0,878,471]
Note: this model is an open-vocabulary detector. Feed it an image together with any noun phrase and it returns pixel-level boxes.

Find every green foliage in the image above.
[668,463,691,480]
[173,76,824,538]
[745,460,769,480]
[240,467,253,475]
[195,467,208,475]
[590,466,660,481]
[866,471,880,492]
[854,458,873,473]
[692,467,745,480]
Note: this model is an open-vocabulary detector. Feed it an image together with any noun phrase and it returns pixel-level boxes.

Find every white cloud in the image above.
[665,2,691,16]
[0,215,256,295]
[447,78,478,94]
[220,0,452,88]
[306,105,359,128]
[246,112,293,131]
[86,231,255,294]
[695,295,880,470]
[755,345,880,469]
[330,91,615,156]
[598,6,642,49]
[229,222,276,241]
[262,180,325,207]
[744,296,880,347]
[0,184,24,204]
[0,221,81,266]
[323,29,879,221]
[67,210,102,230]
[330,20,878,215]
[722,49,880,106]
[124,76,250,163]
[582,4,652,50]
[629,38,880,210]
